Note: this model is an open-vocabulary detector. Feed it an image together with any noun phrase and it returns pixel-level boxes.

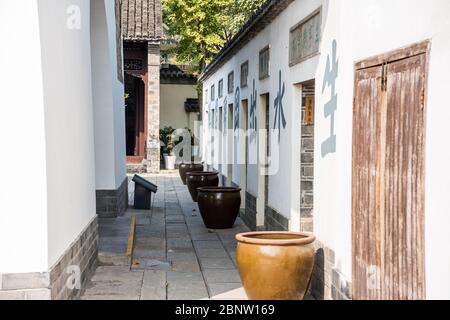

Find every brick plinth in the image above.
[0,217,98,300]
[96,176,128,218]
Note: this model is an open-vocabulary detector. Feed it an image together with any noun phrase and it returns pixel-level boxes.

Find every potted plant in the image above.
[163,135,176,170]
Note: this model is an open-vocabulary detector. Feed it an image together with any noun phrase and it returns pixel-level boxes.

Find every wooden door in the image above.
[352,43,428,300]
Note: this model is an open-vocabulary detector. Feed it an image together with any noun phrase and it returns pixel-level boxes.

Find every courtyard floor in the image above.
[80,171,249,300]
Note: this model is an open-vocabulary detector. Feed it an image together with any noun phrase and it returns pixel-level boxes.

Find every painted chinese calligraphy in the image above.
[321,39,338,158]
[250,79,257,131]
[273,70,286,142]
[214,98,219,129]
[223,96,228,136]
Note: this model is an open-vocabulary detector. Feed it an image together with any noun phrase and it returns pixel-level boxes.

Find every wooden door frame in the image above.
[351,40,430,299]
[256,93,269,228]
[126,74,147,164]
[124,42,149,164]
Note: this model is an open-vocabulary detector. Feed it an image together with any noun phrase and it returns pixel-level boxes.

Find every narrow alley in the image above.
[81,172,249,300]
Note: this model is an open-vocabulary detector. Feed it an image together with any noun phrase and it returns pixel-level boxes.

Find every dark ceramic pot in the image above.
[186,172,219,202]
[197,187,241,229]
[235,232,315,300]
[179,163,204,185]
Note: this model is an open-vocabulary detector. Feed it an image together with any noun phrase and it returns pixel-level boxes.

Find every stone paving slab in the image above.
[199,257,236,270]
[81,267,143,300]
[195,247,230,259]
[203,269,242,284]
[140,270,166,300]
[171,260,201,273]
[209,283,247,300]
[167,282,209,300]
[131,259,172,271]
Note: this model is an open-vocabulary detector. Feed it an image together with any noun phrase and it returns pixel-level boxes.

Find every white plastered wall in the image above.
[0,1,49,273]
[38,0,97,267]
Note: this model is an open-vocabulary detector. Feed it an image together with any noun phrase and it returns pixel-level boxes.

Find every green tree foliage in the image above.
[162,0,266,73]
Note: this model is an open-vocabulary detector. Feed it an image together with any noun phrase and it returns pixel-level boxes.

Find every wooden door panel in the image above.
[352,65,384,300]
[352,52,426,300]
[384,54,426,299]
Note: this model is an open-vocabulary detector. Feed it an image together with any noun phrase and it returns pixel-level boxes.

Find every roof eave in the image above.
[199,0,294,82]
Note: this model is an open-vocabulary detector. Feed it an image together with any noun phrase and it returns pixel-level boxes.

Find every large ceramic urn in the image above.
[179,163,204,185]
[235,231,315,300]
[186,172,219,202]
[197,187,241,229]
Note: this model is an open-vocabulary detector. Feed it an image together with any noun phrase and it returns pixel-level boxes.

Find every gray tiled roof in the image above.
[122,0,162,41]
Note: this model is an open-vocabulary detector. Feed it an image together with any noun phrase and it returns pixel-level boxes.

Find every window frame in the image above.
[211,84,215,101]
[259,45,271,80]
[241,61,249,88]
[218,79,224,98]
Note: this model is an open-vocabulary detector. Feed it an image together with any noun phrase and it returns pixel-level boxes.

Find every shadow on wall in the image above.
[309,248,325,299]
[321,39,338,158]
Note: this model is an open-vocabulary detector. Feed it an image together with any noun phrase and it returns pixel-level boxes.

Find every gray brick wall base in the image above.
[0,217,98,300]
[264,205,289,231]
[310,239,352,300]
[96,177,128,218]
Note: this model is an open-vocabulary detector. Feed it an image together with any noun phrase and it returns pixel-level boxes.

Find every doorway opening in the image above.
[257,93,269,228]
[210,109,215,168]
[218,107,223,182]
[125,73,146,163]
[227,103,234,186]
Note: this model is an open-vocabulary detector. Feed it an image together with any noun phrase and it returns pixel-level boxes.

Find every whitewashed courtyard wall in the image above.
[201,0,450,299]
[91,0,127,218]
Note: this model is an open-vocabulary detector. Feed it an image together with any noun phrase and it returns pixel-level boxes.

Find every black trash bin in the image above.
[132,175,158,210]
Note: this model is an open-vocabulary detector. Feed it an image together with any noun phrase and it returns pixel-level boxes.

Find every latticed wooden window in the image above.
[241,61,249,88]
[218,79,223,98]
[259,46,270,79]
[228,72,234,93]
[124,59,143,71]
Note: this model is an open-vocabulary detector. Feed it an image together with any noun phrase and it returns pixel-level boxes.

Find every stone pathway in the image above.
[81,171,249,300]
